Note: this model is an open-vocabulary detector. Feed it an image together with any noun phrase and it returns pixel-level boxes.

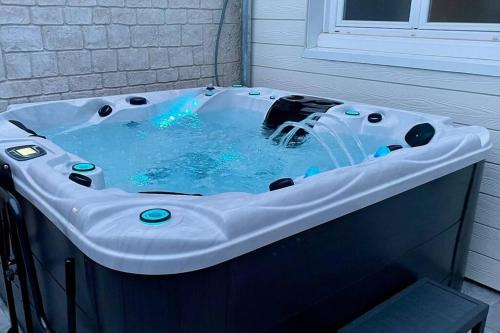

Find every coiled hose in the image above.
[215,0,230,86]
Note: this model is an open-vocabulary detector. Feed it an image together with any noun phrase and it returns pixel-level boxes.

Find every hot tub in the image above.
[0,86,491,332]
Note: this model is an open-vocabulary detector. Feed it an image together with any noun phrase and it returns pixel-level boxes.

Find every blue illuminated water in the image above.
[44,104,392,195]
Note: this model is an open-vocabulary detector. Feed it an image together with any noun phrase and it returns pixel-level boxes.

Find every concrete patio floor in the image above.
[0,279,498,332]
[462,280,500,333]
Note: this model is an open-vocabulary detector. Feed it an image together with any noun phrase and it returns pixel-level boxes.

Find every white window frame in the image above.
[304,0,500,77]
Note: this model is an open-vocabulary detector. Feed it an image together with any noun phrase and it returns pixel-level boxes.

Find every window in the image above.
[330,0,500,31]
[428,0,500,24]
[305,0,500,76]
[342,0,412,23]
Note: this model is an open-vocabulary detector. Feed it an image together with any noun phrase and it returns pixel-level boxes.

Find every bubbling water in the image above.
[44,107,390,195]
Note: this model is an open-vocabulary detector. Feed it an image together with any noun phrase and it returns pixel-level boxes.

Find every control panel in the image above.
[6,145,47,161]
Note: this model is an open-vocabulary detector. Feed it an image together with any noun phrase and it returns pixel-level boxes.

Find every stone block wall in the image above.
[0,0,241,111]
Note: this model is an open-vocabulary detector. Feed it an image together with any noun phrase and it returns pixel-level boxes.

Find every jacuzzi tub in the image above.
[0,86,491,332]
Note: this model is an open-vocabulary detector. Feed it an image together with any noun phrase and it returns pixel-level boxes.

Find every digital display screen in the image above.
[16,147,37,156]
[6,145,46,161]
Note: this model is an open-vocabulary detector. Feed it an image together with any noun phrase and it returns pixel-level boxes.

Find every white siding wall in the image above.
[251,0,500,290]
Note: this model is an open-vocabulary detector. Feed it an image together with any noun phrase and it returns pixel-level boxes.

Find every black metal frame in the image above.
[0,197,20,333]
[65,258,76,333]
[0,161,53,333]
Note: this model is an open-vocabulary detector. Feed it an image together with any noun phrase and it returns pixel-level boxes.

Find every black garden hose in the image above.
[215,0,230,86]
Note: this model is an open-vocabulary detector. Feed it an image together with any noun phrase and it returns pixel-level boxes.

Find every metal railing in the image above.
[0,160,76,333]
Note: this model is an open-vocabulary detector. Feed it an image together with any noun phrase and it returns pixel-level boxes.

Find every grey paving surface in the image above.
[462,279,500,333]
[0,279,497,332]
[0,298,12,333]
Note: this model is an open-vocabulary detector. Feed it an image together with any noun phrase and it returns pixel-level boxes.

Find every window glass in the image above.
[343,0,412,21]
[429,0,500,23]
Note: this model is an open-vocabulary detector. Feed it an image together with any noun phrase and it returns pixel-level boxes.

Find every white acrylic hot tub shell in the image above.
[0,87,491,274]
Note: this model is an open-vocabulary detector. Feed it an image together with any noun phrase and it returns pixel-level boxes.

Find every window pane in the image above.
[343,0,412,21]
[429,0,500,23]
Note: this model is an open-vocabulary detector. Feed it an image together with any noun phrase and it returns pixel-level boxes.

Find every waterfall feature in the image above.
[269,112,368,169]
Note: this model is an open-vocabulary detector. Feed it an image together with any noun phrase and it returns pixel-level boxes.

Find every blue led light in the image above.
[270,95,277,100]
[304,166,321,178]
[374,146,391,158]
[72,163,96,172]
[249,91,261,96]
[140,209,171,225]
[232,84,243,88]
[152,94,201,128]
[345,110,360,116]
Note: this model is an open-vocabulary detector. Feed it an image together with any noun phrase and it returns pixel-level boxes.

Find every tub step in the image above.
[339,278,489,333]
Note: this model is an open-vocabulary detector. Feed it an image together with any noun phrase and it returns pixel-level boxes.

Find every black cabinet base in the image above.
[0,163,484,333]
